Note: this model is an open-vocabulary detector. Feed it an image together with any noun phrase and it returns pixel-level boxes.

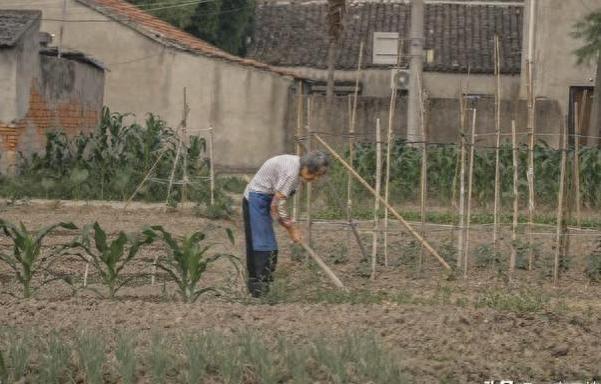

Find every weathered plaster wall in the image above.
[287,95,563,151]
[522,0,599,114]
[0,53,105,173]
[10,0,295,171]
[279,66,521,98]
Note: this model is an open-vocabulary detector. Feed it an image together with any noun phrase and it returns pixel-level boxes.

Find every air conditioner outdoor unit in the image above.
[390,69,410,90]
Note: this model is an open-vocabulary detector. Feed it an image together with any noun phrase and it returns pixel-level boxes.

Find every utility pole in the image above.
[407,0,425,143]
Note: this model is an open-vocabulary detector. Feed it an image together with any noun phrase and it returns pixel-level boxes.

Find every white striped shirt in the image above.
[244,155,300,199]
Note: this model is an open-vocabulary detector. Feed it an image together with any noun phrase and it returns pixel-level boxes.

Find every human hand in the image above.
[288,226,303,243]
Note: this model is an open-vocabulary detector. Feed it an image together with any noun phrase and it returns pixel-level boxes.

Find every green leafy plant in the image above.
[145,226,238,302]
[6,333,30,381]
[148,333,172,384]
[473,244,503,269]
[182,333,209,384]
[0,219,77,298]
[64,222,154,298]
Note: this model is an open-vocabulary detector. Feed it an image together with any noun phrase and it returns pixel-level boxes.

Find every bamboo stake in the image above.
[463,108,477,278]
[125,147,168,209]
[384,38,403,267]
[181,89,190,206]
[208,125,215,206]
[371,118,382,280]
[348,42,364,255]
[510,120,519,277]
[574,100,586,228]
[314,134,451,270]
[418,71,427,272]
[306,96,313,246]
[457,93,467,269]
[293,82,304,221]
[554,120,568,286]
[526,59,536,271]
[492,34,502,256]
[300,241,346,289]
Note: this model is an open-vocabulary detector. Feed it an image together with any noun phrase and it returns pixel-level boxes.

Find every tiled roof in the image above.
[40,47,107,70]
[248,0,523,74]
[75,0,302,78]
[0,10,41,48]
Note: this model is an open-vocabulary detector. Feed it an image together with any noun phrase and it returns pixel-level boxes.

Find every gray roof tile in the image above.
[0,10,41,48]
[248,0,523,74]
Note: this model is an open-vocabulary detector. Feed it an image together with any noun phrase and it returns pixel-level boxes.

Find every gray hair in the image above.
[300,150,330,174]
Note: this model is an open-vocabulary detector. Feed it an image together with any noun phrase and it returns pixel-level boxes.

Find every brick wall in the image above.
[0,84,100,172]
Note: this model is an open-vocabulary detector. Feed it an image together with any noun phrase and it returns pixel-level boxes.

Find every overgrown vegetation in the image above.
[317,139,600,215]
[0,108,230,210]
[0,329,408,383]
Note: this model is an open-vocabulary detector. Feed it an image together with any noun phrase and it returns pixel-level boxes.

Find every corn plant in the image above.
[144,226,238,303]
[63,222,154,298]
[0,219,77,298]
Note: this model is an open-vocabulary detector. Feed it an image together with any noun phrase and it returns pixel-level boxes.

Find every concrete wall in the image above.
[280,66,521,98]
[287,95,563,151]
[522,0,600,115]
[10,0,295,171]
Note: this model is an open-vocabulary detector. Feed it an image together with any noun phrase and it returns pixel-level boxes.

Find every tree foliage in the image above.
[127,0,255,56]
[572,10,601,64]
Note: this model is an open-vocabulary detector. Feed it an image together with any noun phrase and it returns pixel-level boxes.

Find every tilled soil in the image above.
[1,201,601,383]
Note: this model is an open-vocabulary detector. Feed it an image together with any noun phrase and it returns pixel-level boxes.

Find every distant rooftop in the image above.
[248,0,523,74]
[0,9,41,48]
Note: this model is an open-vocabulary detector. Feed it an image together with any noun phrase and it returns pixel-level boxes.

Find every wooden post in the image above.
[463,108,477,278]
[314,134,451,270]
[492,34,502,255]
[574,99,583,228]
[510,120,519,277]
[457,93,467,269]
[306,96,313,246]
[371,119,382,280]
[554,121,568,285]
[58,0,67,58]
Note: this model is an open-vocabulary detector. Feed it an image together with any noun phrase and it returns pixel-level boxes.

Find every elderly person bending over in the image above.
[243,151,329,297]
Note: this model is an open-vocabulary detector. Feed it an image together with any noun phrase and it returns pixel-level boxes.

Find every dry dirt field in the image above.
[1,201,601,383]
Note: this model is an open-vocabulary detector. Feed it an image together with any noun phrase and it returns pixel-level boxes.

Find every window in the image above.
[373,32,400,65]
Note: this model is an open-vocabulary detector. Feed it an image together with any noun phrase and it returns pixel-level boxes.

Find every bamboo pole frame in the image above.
[293,82,304,221]
[347,42,364,254]
[575,95,587,228]
[510,120,519,276]
[313,134,451,270]
[463,108,477,278]
[384,38,403,267]
[554,120,568,286]
[526,58,536,270]
[457,93,467,269]
[371,119,382,280]
[417,70,428,272]
[208,125,215,206]
[306,96,313,246]
[492,34,502,256]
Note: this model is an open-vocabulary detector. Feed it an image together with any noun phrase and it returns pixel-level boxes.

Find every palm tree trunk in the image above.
[589,53,601,146]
